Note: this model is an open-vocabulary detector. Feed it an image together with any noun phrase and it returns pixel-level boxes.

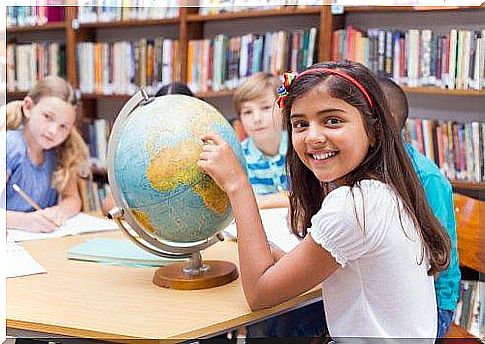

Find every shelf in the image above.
[77,17,179,29]
[402,87,483,97]
[6,22,66,33]
[196,89,235,98]
[451,181,485,191]
[81,93,131,101]
[187,7,320,22]
[343,6,483,13]
[82,90,236,100]
[195,87,484,99]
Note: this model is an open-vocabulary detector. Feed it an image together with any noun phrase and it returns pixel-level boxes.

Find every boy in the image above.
[379,77,461,338]
[233,73,289,209]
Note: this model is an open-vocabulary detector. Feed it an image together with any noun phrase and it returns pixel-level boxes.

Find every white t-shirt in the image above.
[309,179,436,341]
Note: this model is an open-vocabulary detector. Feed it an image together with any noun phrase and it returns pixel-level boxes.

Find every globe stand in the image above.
[152,251,238,290]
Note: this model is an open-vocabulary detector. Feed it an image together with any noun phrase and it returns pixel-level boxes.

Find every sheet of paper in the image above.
[6,236,46,278]
[8,212,119,242]
[224,207,300,253]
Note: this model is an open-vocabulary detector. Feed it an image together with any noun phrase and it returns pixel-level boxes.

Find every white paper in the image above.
[224,208,301,253]
[6,236,46,278]
[8,213,119,242]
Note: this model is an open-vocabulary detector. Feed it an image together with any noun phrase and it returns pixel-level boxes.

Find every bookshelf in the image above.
[5,6,484,193]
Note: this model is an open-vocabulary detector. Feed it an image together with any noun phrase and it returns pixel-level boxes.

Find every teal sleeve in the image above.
[423,175,461,311]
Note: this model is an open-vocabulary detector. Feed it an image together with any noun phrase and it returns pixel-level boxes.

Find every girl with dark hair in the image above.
[198,61,450,340]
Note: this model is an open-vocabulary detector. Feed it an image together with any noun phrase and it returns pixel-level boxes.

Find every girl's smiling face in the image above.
[290,85,371,185]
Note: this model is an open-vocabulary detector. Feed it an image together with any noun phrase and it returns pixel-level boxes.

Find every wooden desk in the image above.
[7,231,321,343]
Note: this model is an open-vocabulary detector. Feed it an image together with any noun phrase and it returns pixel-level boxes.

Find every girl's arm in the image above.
[5,174,59,232]
[256,192,289,209]
[6,210,59,232]
[43,173,82,225]
[198,133,339,310]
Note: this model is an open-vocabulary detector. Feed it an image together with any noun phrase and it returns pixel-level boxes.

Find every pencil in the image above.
[12,183,61,227]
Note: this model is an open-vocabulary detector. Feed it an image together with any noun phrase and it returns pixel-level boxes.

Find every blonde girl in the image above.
[4,76,89,233]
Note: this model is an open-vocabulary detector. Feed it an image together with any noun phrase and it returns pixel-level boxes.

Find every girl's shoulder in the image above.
[6,128,25,141]
[324,179,393,205]
[6,129,27,153]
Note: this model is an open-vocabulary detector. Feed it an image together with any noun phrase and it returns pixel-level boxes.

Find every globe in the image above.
[108,94,246,252]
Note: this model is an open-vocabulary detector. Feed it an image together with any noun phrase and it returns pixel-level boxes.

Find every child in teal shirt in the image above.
[379,77,460,338]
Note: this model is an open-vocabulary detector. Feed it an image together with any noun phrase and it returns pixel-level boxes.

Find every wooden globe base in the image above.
[152,260,238,290]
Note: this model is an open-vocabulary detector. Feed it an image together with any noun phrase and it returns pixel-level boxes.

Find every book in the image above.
[8,212,119,242]
[67,238,187,267]
[224,207,300,253]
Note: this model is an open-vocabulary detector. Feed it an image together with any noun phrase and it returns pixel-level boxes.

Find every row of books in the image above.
[77,0,180,23]
[332,27,484,90]
[81,118,110,165]
[6,42,66,92]
[197,0,321,15]
[77,38,180,96]
[187,28,317,93]
[79,178,111,213]
[453,280,483,338]
[403,119,484,182]
[7,4,65,27]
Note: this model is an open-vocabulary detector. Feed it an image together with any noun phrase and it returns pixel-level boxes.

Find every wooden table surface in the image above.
[7,231,321,343]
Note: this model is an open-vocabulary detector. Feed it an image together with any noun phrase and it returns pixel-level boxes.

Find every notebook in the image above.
[7,236,46,278]
[224,207,301,253]
[67,238,187,267]
[9,212,119,242]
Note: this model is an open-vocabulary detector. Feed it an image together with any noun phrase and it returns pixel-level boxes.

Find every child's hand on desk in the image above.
[42,206,69,226]
[24,210,59,232]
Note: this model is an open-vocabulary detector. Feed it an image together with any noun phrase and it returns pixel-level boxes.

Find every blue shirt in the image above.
[405,143,461,311]
[241,132,288,195]
[2,129,58,211]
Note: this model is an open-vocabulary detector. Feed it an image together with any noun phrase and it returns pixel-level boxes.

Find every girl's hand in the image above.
[42,206,69,226]
[25,211,59,233]
[197,133,249,196]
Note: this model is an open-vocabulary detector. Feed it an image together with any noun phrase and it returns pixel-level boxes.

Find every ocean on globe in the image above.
[112,95,246,244]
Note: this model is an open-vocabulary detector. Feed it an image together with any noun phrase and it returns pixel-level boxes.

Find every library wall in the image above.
[96,14,320,120]
[406,94,483,123]
[345,10,485,122]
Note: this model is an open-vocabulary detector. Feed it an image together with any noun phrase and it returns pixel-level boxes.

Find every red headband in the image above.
[276,68,374,108]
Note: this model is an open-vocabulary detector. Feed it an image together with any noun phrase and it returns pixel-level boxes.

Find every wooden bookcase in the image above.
[5,5,484,337]
[6,5,483,194]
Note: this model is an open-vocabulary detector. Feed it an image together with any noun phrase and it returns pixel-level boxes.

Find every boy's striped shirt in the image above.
[241,132,288,195]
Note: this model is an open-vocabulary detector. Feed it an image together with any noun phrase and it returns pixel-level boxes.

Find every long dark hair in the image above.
[282,61,450,276]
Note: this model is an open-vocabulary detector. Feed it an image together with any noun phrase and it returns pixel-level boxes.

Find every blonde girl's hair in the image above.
[6,76,90,193]
[234,72,280,115]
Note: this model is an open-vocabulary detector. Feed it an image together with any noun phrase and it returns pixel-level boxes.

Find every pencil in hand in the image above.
[12,183,61,228]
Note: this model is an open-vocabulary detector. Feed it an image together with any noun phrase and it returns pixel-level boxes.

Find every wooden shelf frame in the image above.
[342,5,484,13]
[186,6,321,22]
[402,87,482,96]
[77,17,179,29]
[451,181,485,192]
[195,87,483,99]
[6,21,67,33]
